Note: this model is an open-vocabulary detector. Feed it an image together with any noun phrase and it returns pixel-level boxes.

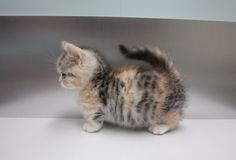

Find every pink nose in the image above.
[58,75,63,82]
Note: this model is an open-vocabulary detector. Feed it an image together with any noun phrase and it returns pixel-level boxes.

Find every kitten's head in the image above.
[56,41,108,89]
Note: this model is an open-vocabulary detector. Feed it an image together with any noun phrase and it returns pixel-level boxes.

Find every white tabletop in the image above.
[0,118,235,160]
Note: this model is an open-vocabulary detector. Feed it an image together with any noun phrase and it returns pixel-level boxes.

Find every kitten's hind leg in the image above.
[148,111,182,135]
[147,124,171,135]
[82,112,104,133]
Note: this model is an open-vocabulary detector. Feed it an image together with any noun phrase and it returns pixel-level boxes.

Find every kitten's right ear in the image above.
[62,41,84,60]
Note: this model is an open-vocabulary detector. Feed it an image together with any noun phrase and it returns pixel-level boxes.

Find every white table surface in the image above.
[0,118,235,160]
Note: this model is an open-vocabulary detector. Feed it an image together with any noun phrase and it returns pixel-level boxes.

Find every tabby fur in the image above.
[56,41,185,135]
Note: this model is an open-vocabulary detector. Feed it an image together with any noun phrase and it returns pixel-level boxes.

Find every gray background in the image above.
[0,16,235,118]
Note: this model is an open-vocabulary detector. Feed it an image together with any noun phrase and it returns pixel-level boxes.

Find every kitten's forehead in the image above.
[56,47,103,76]
[57,52,66,65]
[56,53,65,72]
[57,53,77,72]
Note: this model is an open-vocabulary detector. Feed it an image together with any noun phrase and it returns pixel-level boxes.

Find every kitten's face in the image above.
[56,41,99,89]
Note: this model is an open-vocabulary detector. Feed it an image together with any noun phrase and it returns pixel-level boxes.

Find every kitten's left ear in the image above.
[62,41,84,60]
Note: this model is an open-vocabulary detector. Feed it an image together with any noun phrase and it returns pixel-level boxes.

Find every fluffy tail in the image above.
[119,44,173,73]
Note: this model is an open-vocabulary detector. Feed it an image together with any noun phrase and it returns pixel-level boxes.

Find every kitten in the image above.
[57,41,186,135]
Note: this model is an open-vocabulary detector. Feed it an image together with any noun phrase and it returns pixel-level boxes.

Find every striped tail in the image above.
[119,44,173,73]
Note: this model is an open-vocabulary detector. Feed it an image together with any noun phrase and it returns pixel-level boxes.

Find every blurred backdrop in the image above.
[0,16,235,118]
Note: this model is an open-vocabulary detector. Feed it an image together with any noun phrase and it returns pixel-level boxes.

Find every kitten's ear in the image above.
[62,41,84,60]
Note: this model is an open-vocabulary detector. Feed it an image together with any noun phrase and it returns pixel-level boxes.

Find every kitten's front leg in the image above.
[82,112,104,133]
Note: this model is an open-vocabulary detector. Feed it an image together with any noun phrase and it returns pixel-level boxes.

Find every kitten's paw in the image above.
[82,122,102,133]
[148,124,170,135]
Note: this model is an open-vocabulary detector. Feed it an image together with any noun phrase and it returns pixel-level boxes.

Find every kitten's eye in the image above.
[61,73,66,79]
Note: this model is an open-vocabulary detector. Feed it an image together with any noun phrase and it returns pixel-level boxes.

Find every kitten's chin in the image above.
[60,82,77,90]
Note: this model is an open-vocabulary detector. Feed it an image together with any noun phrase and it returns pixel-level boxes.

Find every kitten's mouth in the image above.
[60,81,76,90]
[60,81,67,88]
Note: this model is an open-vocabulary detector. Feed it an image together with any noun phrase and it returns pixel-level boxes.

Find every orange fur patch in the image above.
[156,74,170,109]
[115,66,138,109]
[78,85,103,118]
[161,111,182,128]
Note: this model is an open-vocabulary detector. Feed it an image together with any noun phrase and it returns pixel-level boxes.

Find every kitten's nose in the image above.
[58,75,62,82]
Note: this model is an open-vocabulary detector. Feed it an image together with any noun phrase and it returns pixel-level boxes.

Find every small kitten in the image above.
[57,41,186,135]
